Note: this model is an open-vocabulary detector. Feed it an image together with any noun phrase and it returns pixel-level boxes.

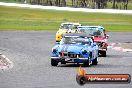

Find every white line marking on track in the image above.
[0,54,13,70]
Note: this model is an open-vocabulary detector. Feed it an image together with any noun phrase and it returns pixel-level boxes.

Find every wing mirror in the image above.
[106,35,109,38]
[105,34,109,39]
[92,43,97,47]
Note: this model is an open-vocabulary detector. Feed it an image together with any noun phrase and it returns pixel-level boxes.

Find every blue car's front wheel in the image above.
[51,59,58,66]
[83,56,91,67]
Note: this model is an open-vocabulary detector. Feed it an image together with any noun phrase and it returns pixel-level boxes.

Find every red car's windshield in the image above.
[78,27,105,37]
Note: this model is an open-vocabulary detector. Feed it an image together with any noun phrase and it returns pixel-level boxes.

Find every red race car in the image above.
[78,26,109,57]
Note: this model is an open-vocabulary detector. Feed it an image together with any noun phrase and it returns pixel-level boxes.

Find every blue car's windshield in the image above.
[60,37,92,45]
[78,27,104,37]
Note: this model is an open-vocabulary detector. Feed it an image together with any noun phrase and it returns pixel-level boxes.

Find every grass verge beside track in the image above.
[0,6,132,32]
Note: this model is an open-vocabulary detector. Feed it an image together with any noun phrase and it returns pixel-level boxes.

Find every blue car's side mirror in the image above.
[92,43,97,47]
[106,35,109,38]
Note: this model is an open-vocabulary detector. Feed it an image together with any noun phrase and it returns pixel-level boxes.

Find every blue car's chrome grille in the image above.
[59,52,80,58]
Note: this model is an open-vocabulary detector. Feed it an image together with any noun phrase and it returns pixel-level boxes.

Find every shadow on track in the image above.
[105,54,124,58]
[57,64,95,68]
[55,63,132,68]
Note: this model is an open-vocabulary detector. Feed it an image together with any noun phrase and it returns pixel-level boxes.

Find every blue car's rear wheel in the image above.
[51,59,58,66]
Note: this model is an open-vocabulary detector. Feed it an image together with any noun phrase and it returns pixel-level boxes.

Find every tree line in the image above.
[19,0,130,10]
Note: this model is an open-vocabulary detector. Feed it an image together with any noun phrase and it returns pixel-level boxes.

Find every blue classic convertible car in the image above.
[50,33,99,66]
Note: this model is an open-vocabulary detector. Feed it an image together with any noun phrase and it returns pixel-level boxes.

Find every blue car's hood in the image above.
[57,44,86,53]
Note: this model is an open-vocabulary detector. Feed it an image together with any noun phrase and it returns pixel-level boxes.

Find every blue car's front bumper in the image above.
[51,56,88,63]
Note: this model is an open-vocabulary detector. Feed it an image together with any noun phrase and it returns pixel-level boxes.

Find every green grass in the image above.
[0,6,132,31]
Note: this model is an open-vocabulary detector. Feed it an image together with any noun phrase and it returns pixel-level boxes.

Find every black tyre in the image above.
[92,57,98,65]
[83,56,91,67]
[76,75,86,85]
[102,51,106,57]
[51,59,58,66]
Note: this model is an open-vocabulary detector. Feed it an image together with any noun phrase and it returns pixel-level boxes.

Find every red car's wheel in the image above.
[101,51,106,57]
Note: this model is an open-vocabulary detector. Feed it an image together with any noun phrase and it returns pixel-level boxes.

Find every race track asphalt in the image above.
[0,31,132,88]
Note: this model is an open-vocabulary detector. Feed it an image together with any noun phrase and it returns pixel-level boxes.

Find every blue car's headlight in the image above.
[82,50,87,54]
[52,49,57,53]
